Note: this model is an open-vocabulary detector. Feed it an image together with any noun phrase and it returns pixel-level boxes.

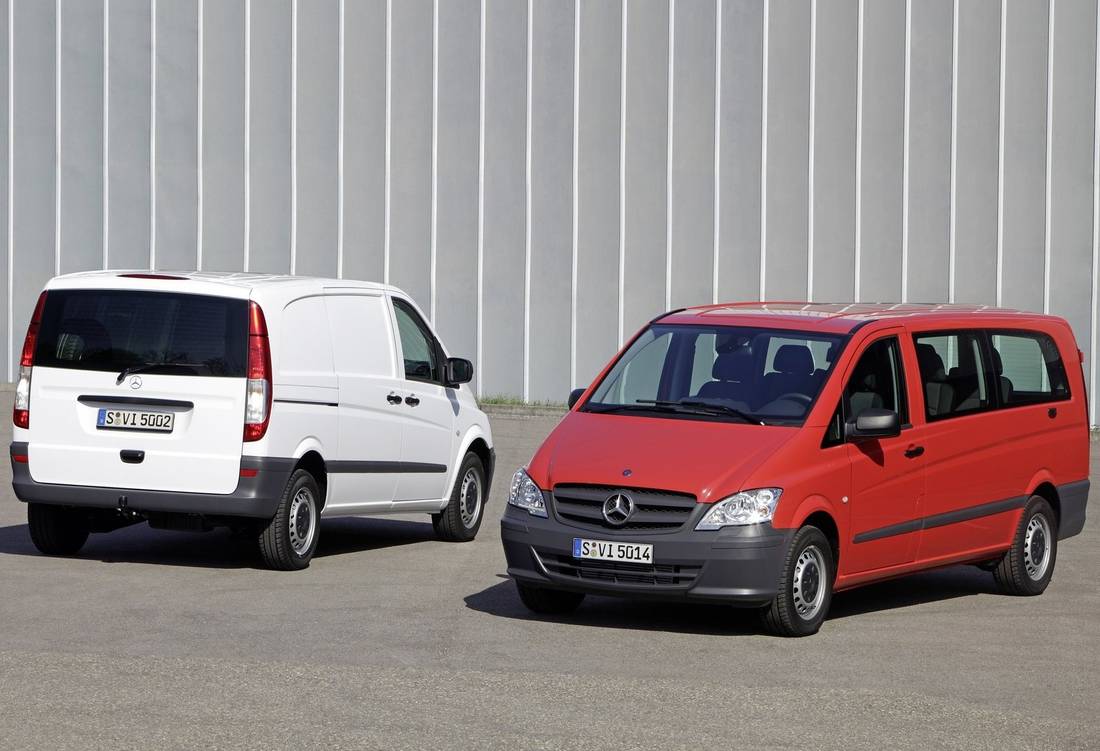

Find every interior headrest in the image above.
[56,318,113,359]
[712,349,753,381]
[990,347,1004,375]
[916,343,945,380]
[773,344,814,375]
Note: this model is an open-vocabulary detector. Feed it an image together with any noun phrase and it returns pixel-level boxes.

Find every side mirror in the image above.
[444,357,474,387]
[568,388,586,409]
[846,408,901,440]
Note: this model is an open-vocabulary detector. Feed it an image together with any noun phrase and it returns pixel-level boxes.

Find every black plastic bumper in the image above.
[10,442,293,519]
[1058,479,1089,540]
[500,503,794,607]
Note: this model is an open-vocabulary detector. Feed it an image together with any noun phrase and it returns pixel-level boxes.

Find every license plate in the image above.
[572,538,653,564]
[96,408,174,433]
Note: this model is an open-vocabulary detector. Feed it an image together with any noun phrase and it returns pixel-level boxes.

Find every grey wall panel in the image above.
[293,0,338,278]
[528,0,573,403]
[858,0,904,302]
[341,0,385,283]
[11,0,56,372]
[1048,0,1095,381]
[763,0,808,300]
[999,0,1047,312]
[906,0,951,303]
[622,0,668,337]
[811,0,857,302]
[669,0,715,309]
[0,0,7,377]
[248,0,291,273]
[434,0,479,365]
[388,0,432,308]
[480,0,526,397]
[953,0,999,305]
[715,0,763,302]
[201,0,245,272]
[154,0,198,271]
[574,0,621,388]
[59,0,104,275]
[107,0,151,270]
[3,0,1100,409]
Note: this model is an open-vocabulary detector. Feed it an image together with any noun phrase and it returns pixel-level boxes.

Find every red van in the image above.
[501,303,1090,636]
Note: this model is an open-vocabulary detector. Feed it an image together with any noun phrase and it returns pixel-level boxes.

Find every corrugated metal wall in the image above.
[4,0,1100,418]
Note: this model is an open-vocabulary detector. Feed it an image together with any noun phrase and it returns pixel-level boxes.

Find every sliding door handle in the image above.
[405,395,421,407]
[386,392,403,405]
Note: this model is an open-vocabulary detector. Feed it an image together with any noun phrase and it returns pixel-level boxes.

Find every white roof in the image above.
[46,270,393,295]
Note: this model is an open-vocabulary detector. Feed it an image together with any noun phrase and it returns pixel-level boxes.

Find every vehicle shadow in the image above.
[465,565,1001,635]
[0,517,437,570]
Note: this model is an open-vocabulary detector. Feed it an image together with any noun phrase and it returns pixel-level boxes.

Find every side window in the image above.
[594,330,673,404]
[913,331,992,420]
[821,402,845,448]
[988,330,1070,405]
[392,299,440,383]
[844,336,909,424]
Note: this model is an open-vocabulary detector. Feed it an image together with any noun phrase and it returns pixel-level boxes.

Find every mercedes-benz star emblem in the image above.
[602,492,635,526]
[129,376,142,390]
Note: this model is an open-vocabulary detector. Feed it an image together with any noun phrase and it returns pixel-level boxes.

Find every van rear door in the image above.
[26,288,249,495]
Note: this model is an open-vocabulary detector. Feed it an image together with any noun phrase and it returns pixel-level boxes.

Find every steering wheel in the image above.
[775,392,813,406]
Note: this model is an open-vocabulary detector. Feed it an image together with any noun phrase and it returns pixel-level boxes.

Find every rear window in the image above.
[34,289,248,377]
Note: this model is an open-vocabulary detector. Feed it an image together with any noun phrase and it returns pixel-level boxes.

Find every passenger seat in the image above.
[763,345,816,403]
[697,349,754,404]
[916,343,954,417]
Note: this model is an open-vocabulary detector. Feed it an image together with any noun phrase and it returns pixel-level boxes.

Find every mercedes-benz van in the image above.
[501,303,1089,636]
[10,271,494,570]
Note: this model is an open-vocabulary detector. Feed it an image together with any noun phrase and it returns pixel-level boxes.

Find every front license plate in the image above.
[96,408,174,433]
[572,538,653,564]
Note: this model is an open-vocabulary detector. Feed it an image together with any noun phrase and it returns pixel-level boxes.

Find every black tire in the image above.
[515,580,585,615]
[258,469,321,571]
[27,503,90,556]
[760,525,834,637]
[993,496,1058,596]
[432,452,486,543]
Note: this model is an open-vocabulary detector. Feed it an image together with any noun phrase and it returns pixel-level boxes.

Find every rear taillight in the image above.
[13,291,47,430]
[244,300,272,442]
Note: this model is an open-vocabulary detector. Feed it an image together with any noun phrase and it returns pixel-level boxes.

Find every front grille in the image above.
[543,554,702,588]
[551,484,697,532]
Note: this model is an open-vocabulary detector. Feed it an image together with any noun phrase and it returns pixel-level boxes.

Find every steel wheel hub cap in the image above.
[1023,513,1052,581]
[288,487,317,556]
[459,469,482,529]
[792,545,828,620]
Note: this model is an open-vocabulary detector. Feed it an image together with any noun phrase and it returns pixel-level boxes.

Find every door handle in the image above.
[120,449,145,464]
[386,392,403,405]
[405,395,421,407]
[904,445,924,459]
[1048,407,1058,419]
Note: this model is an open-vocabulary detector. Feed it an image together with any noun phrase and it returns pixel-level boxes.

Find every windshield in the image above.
[582,324,845,425]
[34,289,248,378]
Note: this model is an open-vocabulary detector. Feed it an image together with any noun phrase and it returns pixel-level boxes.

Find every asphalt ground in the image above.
[0,396,1098,750]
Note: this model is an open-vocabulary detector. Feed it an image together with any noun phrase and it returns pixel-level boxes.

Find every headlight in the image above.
[695,488,782,530]
[508,468,547,517]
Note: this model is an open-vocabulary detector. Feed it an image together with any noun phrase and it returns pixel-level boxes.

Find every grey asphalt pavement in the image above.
[1,398,1098,750]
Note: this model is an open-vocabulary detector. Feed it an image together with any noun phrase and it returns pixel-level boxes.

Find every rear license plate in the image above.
[96,408,174,433]
[572,538,653,564]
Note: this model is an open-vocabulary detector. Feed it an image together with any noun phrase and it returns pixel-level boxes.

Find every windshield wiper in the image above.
[115,360,202,385]
[636,399,766,425]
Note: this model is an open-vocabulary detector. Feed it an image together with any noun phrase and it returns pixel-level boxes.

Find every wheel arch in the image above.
[290,438,329,510]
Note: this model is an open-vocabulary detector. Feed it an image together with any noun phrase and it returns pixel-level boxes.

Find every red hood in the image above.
[528,411,797,502]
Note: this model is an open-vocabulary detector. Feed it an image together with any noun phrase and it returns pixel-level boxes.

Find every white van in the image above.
[10,271,494,570]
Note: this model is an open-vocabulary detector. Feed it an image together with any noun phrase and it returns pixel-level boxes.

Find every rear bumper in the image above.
[1058,479,1089,540]
[10,442,292,519]
[500,504,794,607]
